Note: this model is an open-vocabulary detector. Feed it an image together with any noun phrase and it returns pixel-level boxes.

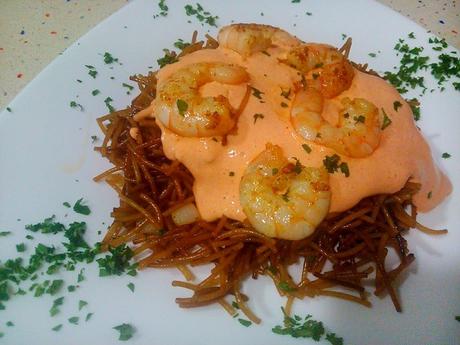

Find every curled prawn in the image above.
[218,23,300,57]
[285,43,355,99]
[154,62,249,137]
[240,144,331,240]
[291,88,381,158]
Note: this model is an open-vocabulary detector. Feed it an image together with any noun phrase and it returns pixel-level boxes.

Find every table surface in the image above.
[1,0,459,109]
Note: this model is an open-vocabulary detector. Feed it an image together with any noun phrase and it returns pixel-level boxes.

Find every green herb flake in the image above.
[154,0,169,17]
[127,282,135,293]
[326,332,344,345]
[157,49,178,68]
[282,190,290,202]
[250,86,264,99]
[63,202,71,208]
[306,11,313,16]
[232,301,240,309]
[6,321,14,327]
[103,52,119,64]
[173,38,190,50]
[253,113,265,123]
[67,285,77,292]
[16,243,26,252]
[85,65,98,78]
[52,324,63,332]
[442,152,451,159]
[70,101,83,111]
[381,108,392,130]
[122,83,134,94]
[6,107,12,112]
[78,268,85,283]
[104,97,116,113]
[455,316,460,322]
[46,279,64,295]
[292,0,301,2]
[0,231,11,237]
[50,297,64,317]
[393,100,402,111]
[176,99,188,116]
[91,89,100,96]
[353,115,365,123]
[68,316,79,325]
[184,3,219,27]
[408,32,416,39]
[73,198,91,215]
[113,323,135,341]
[86,312,94,322]
[91,135,99,143]
[406,98,421,121]
[281,88,291,99]
[78,300,88,311]
[278,281,295,292]
[97,244,135,277]
[238,318,252,327]
[323,154,350,177]
[302,144,312,154]
[368,53,377,58]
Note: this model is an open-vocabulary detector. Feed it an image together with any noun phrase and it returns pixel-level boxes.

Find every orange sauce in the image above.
[146,46,451,222]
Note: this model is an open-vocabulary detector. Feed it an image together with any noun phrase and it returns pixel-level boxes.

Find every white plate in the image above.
[1,0,459,344]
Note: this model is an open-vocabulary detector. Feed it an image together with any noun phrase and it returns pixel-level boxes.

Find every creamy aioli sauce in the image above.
[148,46,451,222]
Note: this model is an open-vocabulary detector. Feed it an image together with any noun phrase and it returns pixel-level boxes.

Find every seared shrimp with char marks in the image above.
[154,62,249,137]
[285,43,355,99]
[240,144,331,240]
[291,88,381,158]
[218,23,301,57]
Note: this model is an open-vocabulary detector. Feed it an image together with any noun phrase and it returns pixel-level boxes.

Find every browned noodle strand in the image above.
[95,32,447,317]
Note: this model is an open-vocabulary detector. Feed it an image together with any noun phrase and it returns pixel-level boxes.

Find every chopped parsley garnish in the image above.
[122,83,134,94]
[91,89,100,96]
[78,268,85,283]
[85,65,98,79]
[154,0,169,17]
[67,285,77,292]
[50,297,64,316]
[278,281,296,292]
[173,38,190,50]
[393,100,402,111]
[68,316,79,325]
[291,0,301,3]
[368,53,377,58]
[306,11,312,16]
[6,107,12,112]
[85,312,94,322]
[281,88,291,99]
[455,316,460,322]
[73,198,91,215]
[250,86,264,99]
[104,97,116,113]
[0,231,11,237]
[63,202,71,208]
[97,244,136,276]
[381,108,392,130]
[272,310,325,341]
[293,159,303,174]
[103,52,119,64]
[326,333,344,345]
[232,301,240,309]
[157,49,178,67]
[79,300,88,311]
[253,113,264,123]
[282,190,290,202]
[91,135,99,143]
[442,152,451,159]
[323,154,350,177]
[408,32,416,39]
[113,323,135,341]
[16,243,26,252]
[127,282,135,292]
[353,115,365,123]
[26,215,65,234]
[238,318,252,327]
[46,279,64,295]
[406,98,421,121]
[70,101,83,111]
[6,321,14,327]
[176,99,188,116]
[302,144,312,154]
[272,168,279,175]
[52,324,63,332]
[184,3,219,27]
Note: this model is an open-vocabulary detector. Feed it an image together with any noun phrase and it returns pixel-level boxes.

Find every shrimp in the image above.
[154,62,249,137]
[218,23,301,57]
[239,144,331,240]
[291,88,381,158]
[285,43,355,98]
